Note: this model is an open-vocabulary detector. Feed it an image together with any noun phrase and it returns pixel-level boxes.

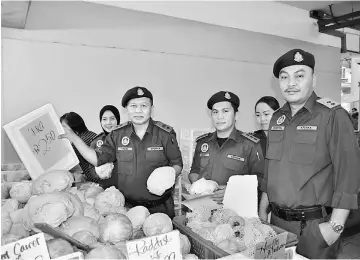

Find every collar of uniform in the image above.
[210,127,238,142]
[129,118,155,137]
[280,91,317,117]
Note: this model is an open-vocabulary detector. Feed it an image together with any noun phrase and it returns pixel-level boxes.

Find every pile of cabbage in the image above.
[1,169,196,259]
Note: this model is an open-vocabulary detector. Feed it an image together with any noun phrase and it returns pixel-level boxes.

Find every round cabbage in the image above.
[10,209,23,224]
[99,213,133,243]
[184,254,199,259]
[32,170,74,195]
[9,181,32,203]
[84,185,104,199]
[2,198,19,213]
[143,213,173,237]
[114,241,129,258]
[94,186,125,215]
[126,206,150,231]
[46,238,74,259]
[2,212,12,236]
[180,233,191,256]
[1,234,21,246]
[83,203,100,222]
[1,183,9,199]
[95,162,114,179]
[23,192,75,232]
[147,166,176,196]
[63,192,84,216]
[9,223,29,238]
[85,245,125,259]
[72,230,98,246]
[189,178,218,195]
[69,187,86,202]
[60,216,100,238]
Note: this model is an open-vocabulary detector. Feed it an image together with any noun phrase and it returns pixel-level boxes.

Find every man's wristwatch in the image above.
[328,221,345,234]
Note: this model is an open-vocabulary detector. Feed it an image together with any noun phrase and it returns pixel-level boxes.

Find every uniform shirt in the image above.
[95,118,183,201]
[190,128,264,185]
[88,132,118,189]
[261,92,360,209]
[73,130,97,181]
[253,130,267,157]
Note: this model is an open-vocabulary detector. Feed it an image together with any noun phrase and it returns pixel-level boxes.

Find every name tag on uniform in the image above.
[147,147,164,151]
[227,154,244,161]
[297,126,318,131]
[271,126,285,131]
[200,153,209,157]
[118,147,133,151]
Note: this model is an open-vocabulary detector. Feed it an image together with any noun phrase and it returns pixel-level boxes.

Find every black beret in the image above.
[121,86,153,107]
[207,91,240,110]
[273,49,315,78]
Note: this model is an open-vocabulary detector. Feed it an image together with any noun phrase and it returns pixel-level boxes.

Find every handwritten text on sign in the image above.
[1,233,50,260]
[126,230,181,260]
[19,113,69,171]
[255,232,288,259]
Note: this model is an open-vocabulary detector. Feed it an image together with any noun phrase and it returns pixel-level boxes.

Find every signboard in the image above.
[3,104,79,180]
[255,232,288,259]
[1,233,50,260]
[126,230,181,260]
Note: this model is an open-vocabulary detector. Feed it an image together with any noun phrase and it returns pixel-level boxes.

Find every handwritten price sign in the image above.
[1,233,50,260]
[255,232,288,259]
[126,230,181,260]
[19,113,69,171]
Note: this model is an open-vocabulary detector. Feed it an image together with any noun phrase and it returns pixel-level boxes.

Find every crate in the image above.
[173,215,298,259]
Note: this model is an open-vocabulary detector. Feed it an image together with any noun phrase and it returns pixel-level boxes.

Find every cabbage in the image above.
[46,238,74,259]
[10,209,23,224]
[32,170,74,195]
[68,187,86,202]
[143,213,173,237]
[2,198,19,213]
[83,203,100,222]
[60,216,100,238]
[94,186,125,215]
[99,213,133,243]
[1,183,9,199]
[9,223,29,238]
[72,230,98,246]
[189,178,218,195]
[9,181,32,203]
[84,185,104,199]
[63,192,84,217]
[85,245,125,259]
[147,166,175,196]
[2,212,12,236]
[95,162,114,179]
[125,206,150,231]
[1,234,21,246]
[184,254,199,259]
[179,233,191,256]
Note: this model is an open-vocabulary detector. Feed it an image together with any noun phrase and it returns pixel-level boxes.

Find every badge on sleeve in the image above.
[276,115,286,125]
[121,136,130,146]
[137,88,144,96]
[294,52,304,62]
[96,140,103,147]
[201,143,209,153]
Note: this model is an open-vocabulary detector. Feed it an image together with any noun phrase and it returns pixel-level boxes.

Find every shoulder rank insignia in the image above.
[242,132,260,144]
[317,97,340,109]
[155,121,173,133]
[195,132,212,142]
[113,121,130,131]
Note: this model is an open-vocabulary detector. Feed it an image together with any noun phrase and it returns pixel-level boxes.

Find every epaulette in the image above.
[113,121,130,131]
[195,133,211,142]
[93,132,104,140]
[242,132,260,144]
[316,97,340,109]
[155,121,173,133]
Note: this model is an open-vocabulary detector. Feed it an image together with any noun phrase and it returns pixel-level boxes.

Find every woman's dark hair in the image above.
[255,96,280,112]
[60,112,88,135]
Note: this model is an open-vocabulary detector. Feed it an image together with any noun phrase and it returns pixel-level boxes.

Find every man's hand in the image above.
[58,123,77,143]
[318,222,341,246]
[211,185,226,204]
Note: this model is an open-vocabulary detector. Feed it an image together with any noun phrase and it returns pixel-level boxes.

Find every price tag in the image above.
[255,232,288,259]
[126,230,181,260]
[1,233,50,260]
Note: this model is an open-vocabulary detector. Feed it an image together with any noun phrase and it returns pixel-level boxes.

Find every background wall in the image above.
[1,1,341,164]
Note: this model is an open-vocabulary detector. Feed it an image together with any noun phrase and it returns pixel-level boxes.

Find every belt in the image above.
[270,203,332,222]
[126,190,172,208]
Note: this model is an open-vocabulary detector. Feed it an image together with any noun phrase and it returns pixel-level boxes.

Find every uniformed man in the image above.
[60,86,183,218]
[259,49,360,259]
[189,91,264,203]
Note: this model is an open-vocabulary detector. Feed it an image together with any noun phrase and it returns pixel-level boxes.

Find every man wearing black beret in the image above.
[189,91,264,204]
[259,49,360,259]
[60,86,183,218]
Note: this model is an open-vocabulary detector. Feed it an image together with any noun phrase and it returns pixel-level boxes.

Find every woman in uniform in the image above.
[253,96,280,156]
[88,105,121,188]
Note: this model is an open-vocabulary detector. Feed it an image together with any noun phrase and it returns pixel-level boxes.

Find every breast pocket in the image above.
[224,156,246,173]
[116,149,134,175]
[145,149,167,163]
[266,131,284,161]
[289,131,317,164]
